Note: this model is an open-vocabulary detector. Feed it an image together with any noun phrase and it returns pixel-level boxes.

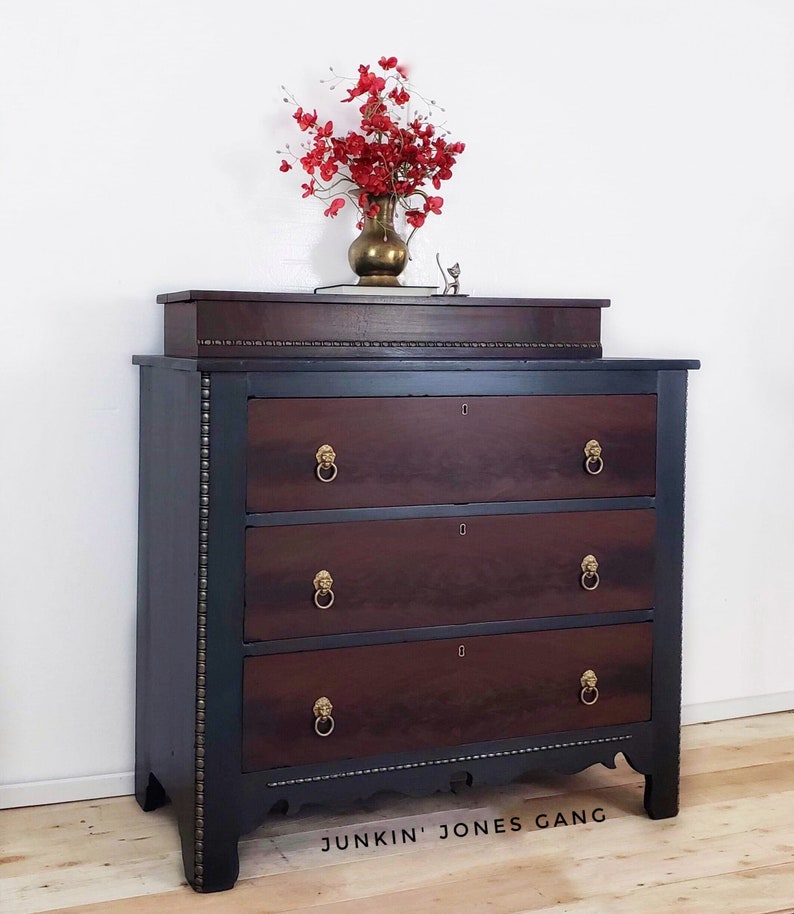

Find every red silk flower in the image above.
[278,56,464,237]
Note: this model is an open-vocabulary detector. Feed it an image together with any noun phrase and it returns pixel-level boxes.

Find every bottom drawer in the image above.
[242,623,652,771]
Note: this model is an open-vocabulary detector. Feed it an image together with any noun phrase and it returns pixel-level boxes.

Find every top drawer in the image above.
[246,395,657,513]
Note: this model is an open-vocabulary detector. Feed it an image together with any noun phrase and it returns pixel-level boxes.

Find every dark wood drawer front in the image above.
[246,395,657,512]
[242,623,652,771]
[244,510,655,641]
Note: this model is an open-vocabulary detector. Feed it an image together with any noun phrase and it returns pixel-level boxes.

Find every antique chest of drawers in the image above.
[134,292,698,892]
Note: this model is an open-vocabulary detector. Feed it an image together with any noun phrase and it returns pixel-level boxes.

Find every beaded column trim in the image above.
[194,373,210,890]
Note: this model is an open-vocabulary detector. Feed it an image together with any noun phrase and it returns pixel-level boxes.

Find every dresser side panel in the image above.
[644,369,689,817]
[163,302,198,358]
[134,365,201,866]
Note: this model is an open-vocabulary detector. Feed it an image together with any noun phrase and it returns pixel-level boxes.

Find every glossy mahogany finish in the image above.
[160,291,607,360]
[244,509,655,641]
[246,395,657,512]
[242,623,653,771]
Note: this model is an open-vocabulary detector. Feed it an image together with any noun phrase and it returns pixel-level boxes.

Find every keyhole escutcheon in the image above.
[458,645,466,658]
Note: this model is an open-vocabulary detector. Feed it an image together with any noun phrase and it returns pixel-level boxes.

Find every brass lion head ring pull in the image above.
[583,439,604,476]
[313,570,335,609]
[580,554,600,591]
[580,670,599,706]
[315,444,338,483]
[313,696,335,737]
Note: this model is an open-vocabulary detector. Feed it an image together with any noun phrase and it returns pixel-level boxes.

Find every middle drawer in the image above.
[245,509,655,641]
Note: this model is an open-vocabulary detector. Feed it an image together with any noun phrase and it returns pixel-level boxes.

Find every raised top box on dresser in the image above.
[134,292,698,893]
[159,290,608,359]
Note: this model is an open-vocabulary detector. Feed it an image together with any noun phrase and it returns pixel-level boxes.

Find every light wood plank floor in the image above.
[2,712,793,914]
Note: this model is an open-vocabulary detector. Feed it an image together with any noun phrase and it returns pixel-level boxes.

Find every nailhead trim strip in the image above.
[265,734,631,788]
[196,339,600,350]
[193,373,211,890]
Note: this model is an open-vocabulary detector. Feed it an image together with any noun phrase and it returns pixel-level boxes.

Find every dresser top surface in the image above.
[156,290,611,309]
[132,355,700,372]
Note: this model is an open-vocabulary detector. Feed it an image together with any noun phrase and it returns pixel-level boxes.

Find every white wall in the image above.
[1,0,793,806]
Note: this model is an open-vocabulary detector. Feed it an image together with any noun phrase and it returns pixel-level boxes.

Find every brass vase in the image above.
[347,194,408,286]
